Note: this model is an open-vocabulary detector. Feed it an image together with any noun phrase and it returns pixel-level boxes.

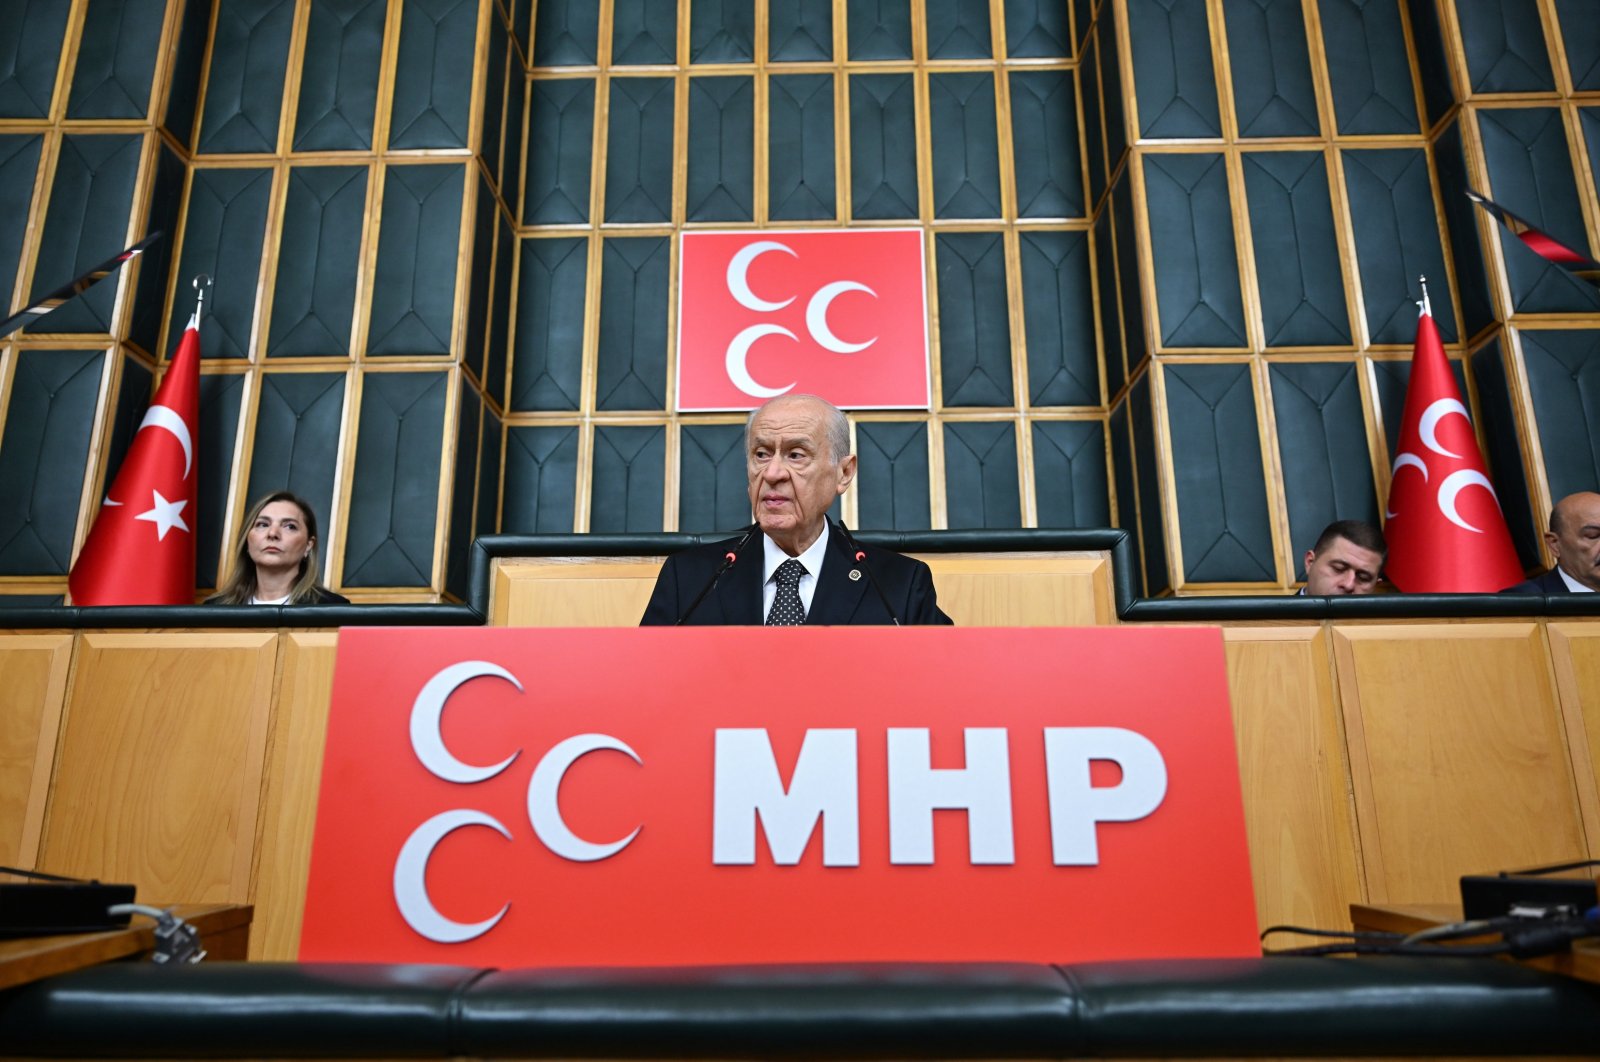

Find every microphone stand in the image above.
[830,518,901,626]
[676,524,758,625]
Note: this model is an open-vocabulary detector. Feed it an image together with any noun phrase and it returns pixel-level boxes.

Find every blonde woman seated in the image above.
[206,491,349,605]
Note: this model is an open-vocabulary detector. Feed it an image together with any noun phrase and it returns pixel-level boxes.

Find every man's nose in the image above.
[760,456,787,482]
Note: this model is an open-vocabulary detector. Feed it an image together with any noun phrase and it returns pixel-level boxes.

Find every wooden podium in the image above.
[0,903,252,990]
[1352,902,1600,985]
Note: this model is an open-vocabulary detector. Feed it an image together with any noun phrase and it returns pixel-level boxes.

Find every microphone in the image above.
[830,518,901,626]
[676,523,758,625]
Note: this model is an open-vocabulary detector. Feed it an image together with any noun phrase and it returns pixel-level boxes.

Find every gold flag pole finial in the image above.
[1417,274,1432,317]
[192,274,212,316]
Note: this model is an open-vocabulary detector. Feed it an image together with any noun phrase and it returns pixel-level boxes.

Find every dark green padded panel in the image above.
[1434,121,1496,338]
[1583,109,1600,230]
[605,77,674,222]
[475,406,503,535]
[1100,16,1128,170]
[512,237,586,411]
[0,350,102,575]
[1456,0,1555,93]
[769,75,835,221]
[525,79,593,224]
[502,426,578,533]
[511,0,533,59]
[129,143,186,356]
[485,211,514,408]
[0,135,42,316]
[0,0,71,118]
[163,0,211,147]
[1096,208,1127,400]
[1224,0,1317,137]
[1342,148,1456,343]
[463,173,494,381]
[500,68,525,208]
[691,0,754,63]
[686,77,754,222]
[1555,0,1600,90]
[848,0,912,60]
[197,0,293,154]
[268,166,366,357]
[1269,363,1377,578]
[479,15,509,184]
[292,0,384,150]
[1073,0,1091,56]
[0,595,63,608]
[596,236,669,410]
[679,424,750,533]
[1165,362,1273,582]
[771,0,831,61]
[1479,107,1600,314]
[936,232,1014,407]
[590,425,665,533]
[856,421,930,531]
[1320,0,1420,135]
[1518,329,1600,502]
[168,167,273,359]
[1011,72,1082,218]
[1143,152,1247,348]
[1033,420,1110,528]
[1006,0,1071,58]
[943,421,1021,529]
[1112,176,1148,367]
[67,0,165,119]
[343,371,447,587]
[368,163,464,356]
[244,372,346,553]
[1130,372,1170,593]
[1110,398,1138,540]
[612,0,675,64]
[29,134,142,336]
[1471,337,1541,567]
[926,0,991,59]
[195,372,244,587]
[1242,151,1350,346]
[1371,355,1468,461]
[1126,0,1221,139]
[930,73,1002,219]
[444,388,480,599]
[850,75,919,220]
[103,354,154,490]
[532,0,597,66]
[1406,0,1456,127]
[1080,36,1106,211]
[389,0,476,149]
[1020,230,1097,406]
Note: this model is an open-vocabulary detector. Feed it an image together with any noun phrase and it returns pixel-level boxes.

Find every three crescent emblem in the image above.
[1387,399,1502,532]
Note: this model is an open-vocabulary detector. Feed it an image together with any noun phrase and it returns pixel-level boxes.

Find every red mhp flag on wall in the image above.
[1383,295,1522,592]
[68,312,201,604]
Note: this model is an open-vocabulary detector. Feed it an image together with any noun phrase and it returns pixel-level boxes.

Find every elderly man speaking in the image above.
[641,394,951,626]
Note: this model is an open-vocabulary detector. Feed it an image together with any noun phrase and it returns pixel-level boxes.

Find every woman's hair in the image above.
[207,491,325,604]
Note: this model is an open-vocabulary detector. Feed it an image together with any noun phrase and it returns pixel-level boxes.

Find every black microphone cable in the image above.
[830,518,901,626]
[676,523,758,625]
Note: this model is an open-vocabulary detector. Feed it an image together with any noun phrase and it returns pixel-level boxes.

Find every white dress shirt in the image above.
[1558,567,1595,593]
[761,522,830,620]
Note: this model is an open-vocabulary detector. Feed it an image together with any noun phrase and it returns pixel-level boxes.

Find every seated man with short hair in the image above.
[1299,520,1387,596]
[1503,491,1600,594]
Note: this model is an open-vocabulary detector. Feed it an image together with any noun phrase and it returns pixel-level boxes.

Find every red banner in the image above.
[301,627,1257,965]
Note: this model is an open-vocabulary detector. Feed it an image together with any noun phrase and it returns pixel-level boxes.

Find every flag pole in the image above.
[1417,274,1431,317]
[190,273,211,328]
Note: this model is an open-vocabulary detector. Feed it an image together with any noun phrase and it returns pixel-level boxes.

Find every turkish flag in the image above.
[68,313,201,605]
[1383,303,1523,592]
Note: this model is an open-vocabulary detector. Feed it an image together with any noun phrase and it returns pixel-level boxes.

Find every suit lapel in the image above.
[806,542,869,625]
[715,539,765,624]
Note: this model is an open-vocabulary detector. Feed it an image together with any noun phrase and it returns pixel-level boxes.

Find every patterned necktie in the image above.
[766,558,807,626]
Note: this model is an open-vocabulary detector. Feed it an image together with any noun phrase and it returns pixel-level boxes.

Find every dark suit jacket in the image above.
[1502,568,1572,595]
[640,528,952,626]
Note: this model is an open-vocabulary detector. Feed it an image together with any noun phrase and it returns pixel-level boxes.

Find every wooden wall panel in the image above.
[492,558,666,626]
[1544,623,1600,857]
[0,634,73,868]
[1332,623,1588,904]
[38,633,278,905]
[1223,627,1364,933]
[250,632,338,961]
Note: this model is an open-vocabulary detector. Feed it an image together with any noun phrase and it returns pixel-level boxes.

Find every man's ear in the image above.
[1303,548,1316,570]
[837,453,858,494]
[1545,530,1561,561]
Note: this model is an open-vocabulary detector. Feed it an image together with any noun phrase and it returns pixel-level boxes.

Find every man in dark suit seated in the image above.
[641,394,952,626]
[1298,520,1386,596]
[1503,491,1600,594]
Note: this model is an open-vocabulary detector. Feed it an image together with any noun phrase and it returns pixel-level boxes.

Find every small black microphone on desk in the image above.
[831,518,901,626]
[676,523,758,625]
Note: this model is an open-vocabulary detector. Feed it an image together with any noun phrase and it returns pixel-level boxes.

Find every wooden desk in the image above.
[0,903,252,990]
[1352,902,1600,985]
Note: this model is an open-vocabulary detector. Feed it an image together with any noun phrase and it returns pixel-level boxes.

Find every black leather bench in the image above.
[1,957,1597,1057]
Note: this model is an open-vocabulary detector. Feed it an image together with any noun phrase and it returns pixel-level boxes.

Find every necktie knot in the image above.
[767,559,807,625]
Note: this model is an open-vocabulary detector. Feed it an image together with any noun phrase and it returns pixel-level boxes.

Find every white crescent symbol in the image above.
[527,733,643,862]
[1386,452,1429,518]
[726,324,797,399]
[410,661,524,783]
[393,809,511,943]
[727,241,797,312]
[1419,398,1470,459]
[136,405,193,479]
[1437,469,1501,533]
[806,281,878,354]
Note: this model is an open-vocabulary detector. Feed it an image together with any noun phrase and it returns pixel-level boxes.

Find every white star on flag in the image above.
[135,489,190,540]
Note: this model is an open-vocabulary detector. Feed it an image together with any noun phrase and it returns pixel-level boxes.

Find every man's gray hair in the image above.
[745,394,852,464]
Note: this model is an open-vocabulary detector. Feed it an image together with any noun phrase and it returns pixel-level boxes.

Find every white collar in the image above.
[1558,566,1596,593]
[763,521,830,584]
